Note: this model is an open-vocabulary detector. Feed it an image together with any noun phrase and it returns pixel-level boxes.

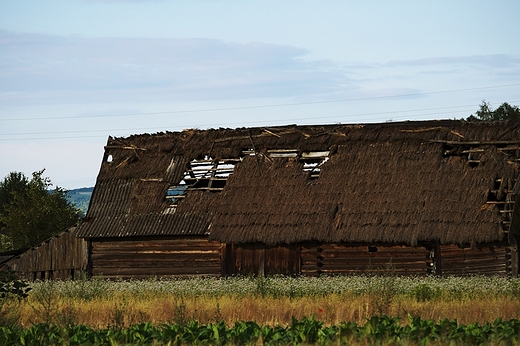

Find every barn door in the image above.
[226,243,301,276]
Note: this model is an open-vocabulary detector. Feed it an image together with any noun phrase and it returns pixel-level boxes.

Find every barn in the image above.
[2,120,520,279]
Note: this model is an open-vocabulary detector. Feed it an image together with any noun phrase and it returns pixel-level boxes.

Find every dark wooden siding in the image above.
[225,243,301,276]
[90,237,222,279]
[439,243,510,276]
[301,243,433,276]
[0,228,88,281]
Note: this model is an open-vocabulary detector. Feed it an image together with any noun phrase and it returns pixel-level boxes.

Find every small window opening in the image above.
[368,246,378,253]
[106,154,113,163]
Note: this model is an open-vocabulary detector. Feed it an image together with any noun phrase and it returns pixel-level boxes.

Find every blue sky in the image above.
[1,0,520,189]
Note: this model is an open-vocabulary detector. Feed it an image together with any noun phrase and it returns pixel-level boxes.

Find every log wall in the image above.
[301,243,433,276]
[90,236,222,279]
[439,243,510,276]
[301,242,513,277]
[2,236,512,280]
[0,228,88,281]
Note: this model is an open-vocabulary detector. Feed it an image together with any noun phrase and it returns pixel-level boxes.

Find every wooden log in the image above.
[319,252,428,259]
[91,253,221,262]
[91,248,221,255]
[93,260,221,268]
[92,266,221,276]
[319,257,429,265]
[92,243,221,250]
[319,263,429,271]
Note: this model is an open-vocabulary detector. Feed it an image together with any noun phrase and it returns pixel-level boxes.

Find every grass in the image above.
[4,275,520,329]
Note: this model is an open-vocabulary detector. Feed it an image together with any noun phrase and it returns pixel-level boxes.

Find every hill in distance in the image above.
[67,187,93,216]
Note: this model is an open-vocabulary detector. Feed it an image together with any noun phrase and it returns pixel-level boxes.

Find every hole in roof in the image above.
[166,157,241,208]
[264,149,331,180]
[300,151,330,180]
[106,154,113,163]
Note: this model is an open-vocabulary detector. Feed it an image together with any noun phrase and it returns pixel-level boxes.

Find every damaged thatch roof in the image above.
[75,120,520,246]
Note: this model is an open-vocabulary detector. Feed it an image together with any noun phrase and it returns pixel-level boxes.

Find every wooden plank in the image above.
[93,261,221,268]
[301,151,330,158]
[92,243,221,250]
[440,247,507,254]
[92,240,221,248]
[319,263,429,271]
[92,248,221,255]
[442,266,507,274]
[320,245,427,254]
[320,268,428,275]
[441,250,506,259]
[319,252,428,259]
[93,237,219,244]
[442,251,506,259]
[91,254,221,263]
[443,260,507,269]
[92,266,220,276]
[320,258,430,265]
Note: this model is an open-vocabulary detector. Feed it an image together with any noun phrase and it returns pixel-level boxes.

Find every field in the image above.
[2,275,520,344]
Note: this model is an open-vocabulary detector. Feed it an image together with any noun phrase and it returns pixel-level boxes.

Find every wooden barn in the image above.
[3,120,520,279]
[73,119,520,278]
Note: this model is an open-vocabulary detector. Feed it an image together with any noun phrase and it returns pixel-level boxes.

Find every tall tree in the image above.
[468,100,520,121]
[0,170,80,250]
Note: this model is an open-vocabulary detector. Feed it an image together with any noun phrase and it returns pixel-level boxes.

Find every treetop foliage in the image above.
[468,100,520,121]
[0,170,80,251]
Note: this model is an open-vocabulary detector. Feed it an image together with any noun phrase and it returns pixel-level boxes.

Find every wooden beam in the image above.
[104,145,146,151]
[430,140,520,145]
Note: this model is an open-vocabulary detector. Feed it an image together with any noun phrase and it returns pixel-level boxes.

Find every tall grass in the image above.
[6,275,520,328]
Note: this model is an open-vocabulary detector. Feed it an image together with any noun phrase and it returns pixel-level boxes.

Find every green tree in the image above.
[0,172,29,224]
[0,170,80,250]
[468,100,520,121]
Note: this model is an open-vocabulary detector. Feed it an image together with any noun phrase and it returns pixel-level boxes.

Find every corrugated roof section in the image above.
[75,212,212,238]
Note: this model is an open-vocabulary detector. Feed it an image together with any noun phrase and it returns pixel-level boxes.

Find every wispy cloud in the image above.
[0,31,352,105]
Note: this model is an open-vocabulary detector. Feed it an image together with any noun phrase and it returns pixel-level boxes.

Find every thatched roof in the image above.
[75,120,520,246]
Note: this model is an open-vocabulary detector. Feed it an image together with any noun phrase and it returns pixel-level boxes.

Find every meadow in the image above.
[2,275,520,344]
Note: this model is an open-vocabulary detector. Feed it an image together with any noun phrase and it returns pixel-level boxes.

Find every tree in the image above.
[468,100,520,121]
[0,172,29,224]
[0,170,80,250]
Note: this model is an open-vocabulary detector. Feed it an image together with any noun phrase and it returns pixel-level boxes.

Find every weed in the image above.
[172,299,188,326]
[253,276,271,298]
[411,283,438,302]
[213,302,222,323]
[29,280,59,324]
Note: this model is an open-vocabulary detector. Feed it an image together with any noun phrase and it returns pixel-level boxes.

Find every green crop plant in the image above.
[0,316,519,345]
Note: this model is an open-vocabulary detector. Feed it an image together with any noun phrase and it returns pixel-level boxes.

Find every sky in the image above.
[1,1,520,189]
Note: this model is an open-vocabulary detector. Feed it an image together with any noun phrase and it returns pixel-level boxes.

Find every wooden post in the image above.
[434,242,443,276]
[259,244,265,277]
[220,243,227,277]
